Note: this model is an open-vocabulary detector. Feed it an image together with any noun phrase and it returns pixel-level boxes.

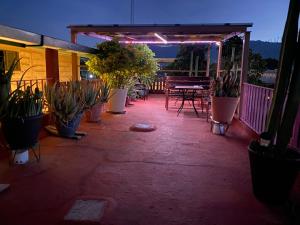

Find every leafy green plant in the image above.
[130,44,158,87]
[45,81,85,125]
[211,64,240,97]
[86,40,135,89]
[86,40,158,89]
[265,0,300,151]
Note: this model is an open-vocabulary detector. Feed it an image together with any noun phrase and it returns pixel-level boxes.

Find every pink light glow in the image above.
[94,34,113,41]
[119,40,217,45]
[154,33,168,44]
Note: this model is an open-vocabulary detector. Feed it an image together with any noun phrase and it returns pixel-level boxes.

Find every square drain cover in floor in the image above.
[64,200,106,222]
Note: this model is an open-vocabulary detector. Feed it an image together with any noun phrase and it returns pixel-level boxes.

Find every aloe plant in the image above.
[82,80,111,109]
[266,0,300,151]
[45,81,85,125]
[3,86,43,119]
[99,81,110,103]
[211,64,240,98]
[0,58,42,120]
[0,59,20,106]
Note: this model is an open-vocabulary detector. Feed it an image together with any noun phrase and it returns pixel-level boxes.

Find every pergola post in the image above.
[71,31,79,81]
[238,31,251,118]
[206,44,211,77]
[216,42,223,77]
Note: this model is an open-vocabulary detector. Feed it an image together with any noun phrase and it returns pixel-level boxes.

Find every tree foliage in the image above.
[86,40,158,89]
[164,45,207,72]
[247,49,267,85]
[222,36,243,70]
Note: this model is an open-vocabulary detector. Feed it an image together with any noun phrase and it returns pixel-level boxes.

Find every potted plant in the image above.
[0,60,43,164]
[86,40,135,113]
[211,64,240,124]
[248,0,300,204]
[86,41,158,113]
[45,81,85,137]
[84,80,110,122]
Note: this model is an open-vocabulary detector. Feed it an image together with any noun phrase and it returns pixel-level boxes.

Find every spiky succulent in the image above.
[211,66,240,97]
[82,80,111,108]
[45,81,85,124]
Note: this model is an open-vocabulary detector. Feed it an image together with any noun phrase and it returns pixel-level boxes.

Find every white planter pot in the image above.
[108,88,128,113]
[13,150,29,164]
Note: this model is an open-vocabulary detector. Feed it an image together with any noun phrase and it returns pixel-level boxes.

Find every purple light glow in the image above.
[119,40,217,45]
[154,33,168,44]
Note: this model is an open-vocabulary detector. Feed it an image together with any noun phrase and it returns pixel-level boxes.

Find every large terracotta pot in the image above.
[108,88,128,113]
[85,103,103,122]
[211,96,239,123]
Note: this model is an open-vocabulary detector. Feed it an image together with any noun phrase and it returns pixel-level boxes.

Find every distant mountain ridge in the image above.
[149,41,281,60]
[250,41,281,59]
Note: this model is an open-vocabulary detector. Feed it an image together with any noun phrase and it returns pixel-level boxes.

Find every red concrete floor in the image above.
[0,94,300,225]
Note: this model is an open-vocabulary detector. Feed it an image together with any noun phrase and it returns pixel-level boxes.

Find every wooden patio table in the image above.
[175,85,205,117]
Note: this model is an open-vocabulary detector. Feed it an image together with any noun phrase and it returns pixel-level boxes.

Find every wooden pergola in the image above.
[68,23,252,81]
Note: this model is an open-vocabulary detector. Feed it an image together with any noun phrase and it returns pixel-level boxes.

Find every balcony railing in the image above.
[240,82,300,149]
[240,83,274,134]
[10,78,52,93]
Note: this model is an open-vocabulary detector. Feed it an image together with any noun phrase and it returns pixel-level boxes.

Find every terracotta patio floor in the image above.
[0,94,300,225]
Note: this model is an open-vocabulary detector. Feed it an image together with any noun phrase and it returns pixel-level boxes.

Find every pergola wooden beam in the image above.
[68,23,252,35]
[68,23,252,80]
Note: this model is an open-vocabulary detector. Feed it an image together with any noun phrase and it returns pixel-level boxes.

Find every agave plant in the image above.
[211,64,240,97]
[82,81,101,109]
[4,86,43,119]
[0,58,41,120]
[0,59,20,103]
[99,81,110,103]
[45,81,85,125]
[82,80,111,109]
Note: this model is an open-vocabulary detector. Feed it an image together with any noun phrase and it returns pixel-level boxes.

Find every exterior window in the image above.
[0,50,21,71]
[80,57,95,79]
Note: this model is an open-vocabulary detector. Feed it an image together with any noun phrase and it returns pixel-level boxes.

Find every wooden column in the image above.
[239,31,251,118]
[45,48,59,84]
[206,44,211,77]
[71,31,79,81]
[216,42,223,77]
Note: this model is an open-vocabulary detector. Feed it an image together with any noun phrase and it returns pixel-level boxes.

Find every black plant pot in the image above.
[55,113,83,137]
[1,114,43,150]
[248,142,300,204]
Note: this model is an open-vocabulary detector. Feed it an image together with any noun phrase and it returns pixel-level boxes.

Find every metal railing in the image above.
[240,83,274,134]
[240,82,300,149]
